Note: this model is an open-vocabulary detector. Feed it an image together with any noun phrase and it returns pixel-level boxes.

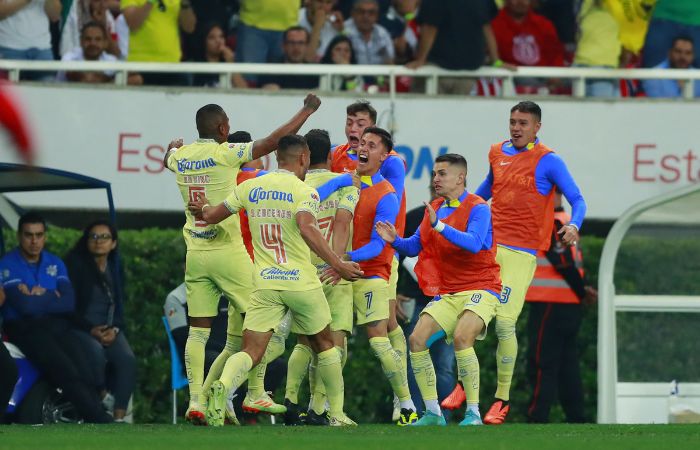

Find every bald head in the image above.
[196,104,229,142]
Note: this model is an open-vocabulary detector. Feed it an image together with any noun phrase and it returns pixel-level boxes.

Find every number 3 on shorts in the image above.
[500,286,511,304]
[364,291,373,310]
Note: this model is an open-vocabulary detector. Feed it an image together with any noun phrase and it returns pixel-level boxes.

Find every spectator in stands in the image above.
[491,0,565,94]
[65,220,136,423]
[258,26,319,90]
[643,0,700,69]
[183,0,238,61]
[0,286,19,424]
[0,212,112,423]
[299,0,343,62]
[60,0,120,59]
[58,21,119,83]
[534,0,577,58]
[0,0,62,80]
[408,0,503,95]
[320,34,364,92]
[573,0,621,97]
[121,0,196,85]
[642,36,700,98]
[344,0,394,65]
[380,0,419,64]
[189,22,247,88]
[605,0,654,67]
[236,0,298,78]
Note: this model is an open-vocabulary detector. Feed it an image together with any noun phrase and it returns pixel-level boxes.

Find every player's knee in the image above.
[453,331,476,350]
[495,319,516,341]
[242,346,266,366]
[408,332,427,353]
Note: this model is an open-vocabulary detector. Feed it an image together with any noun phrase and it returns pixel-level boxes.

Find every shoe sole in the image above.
[185,410,207,426]
[206,382,226,427]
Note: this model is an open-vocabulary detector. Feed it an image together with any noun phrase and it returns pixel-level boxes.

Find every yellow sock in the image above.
[220,351,253,393]
[202,333,241,397]
[285,344,312,404]
[410,349,438,402]
[247,332,286,397]
[388,327,408,383]
[455,347,480,405]
[184,326,210,405]
[495,319,517,401]
[316,347,344,416]
[369,337,410,401]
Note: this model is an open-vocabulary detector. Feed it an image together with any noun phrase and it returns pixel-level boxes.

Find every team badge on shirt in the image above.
[46,265,58,277]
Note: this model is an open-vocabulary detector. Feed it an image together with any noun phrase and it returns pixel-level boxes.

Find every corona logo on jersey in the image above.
[248,187,294,204]
[176,157,217,173]
[260,267,301,281]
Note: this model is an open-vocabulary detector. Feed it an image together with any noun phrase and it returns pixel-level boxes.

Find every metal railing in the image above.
[2,59,700,98]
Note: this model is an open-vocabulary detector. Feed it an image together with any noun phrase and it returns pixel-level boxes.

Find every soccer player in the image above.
[188,134,363,427]
[284,129,359,425]
[376,154,502,426]
[474,101,586,424]
[331,101,410,419]
[163,94,322,424]
[344,126,417,425]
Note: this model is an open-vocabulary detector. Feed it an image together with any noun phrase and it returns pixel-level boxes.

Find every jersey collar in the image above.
[506,137,539,152]
[440,190,468,208]
[195,138,217,143]
[360,172,383,188]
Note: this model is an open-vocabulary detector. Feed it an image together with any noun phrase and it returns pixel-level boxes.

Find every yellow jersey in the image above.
[167,139,252,250]
[304,170,359,271]
[122,0,183,62]
[224,169,322,292]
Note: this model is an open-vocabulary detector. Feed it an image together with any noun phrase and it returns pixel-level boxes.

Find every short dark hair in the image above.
[435,153,468,173]
[196,104,226,137]
[18,212,46,232]
[81,21,107,39]
[228,131,252,143]
[346,100,377,124]
[511,101,542,122]
[362,126,393,152]
[278,134,308,155]
[672,35,694,49]
[283,26,309,43]
[305,129,331,165]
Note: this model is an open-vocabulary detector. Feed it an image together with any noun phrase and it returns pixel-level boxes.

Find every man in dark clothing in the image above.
[259,26,320,90]
[0,213,112,423]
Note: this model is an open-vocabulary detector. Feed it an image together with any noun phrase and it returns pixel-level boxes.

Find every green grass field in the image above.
[2,424,700,450]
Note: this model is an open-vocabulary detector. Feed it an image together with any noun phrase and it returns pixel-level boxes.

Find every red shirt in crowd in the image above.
[491,7,564,67]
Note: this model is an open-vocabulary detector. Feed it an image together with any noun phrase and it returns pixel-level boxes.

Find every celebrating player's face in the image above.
[432,162,464,197]
[509,110,540,149]
[357,132,387,175]
[345,112,373,149]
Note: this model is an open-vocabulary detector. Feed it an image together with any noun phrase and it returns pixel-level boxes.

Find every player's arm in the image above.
[163,138,184,171]
[330,186,359,256]
[315,173,359,202]
[376,221,423,257]
[542,154,587,244]
[347,193,399,262]
[188,187,242,224]
[474,169,493,200]
[381,156,406,202]
[433,203,491,253]
[250,94,321,160]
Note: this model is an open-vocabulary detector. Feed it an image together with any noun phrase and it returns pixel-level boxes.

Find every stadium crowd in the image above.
[0,0,699,96]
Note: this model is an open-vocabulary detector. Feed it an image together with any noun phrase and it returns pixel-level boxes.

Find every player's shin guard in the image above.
[248,332,286,396]
[316,347,344,416]
[410,350,440,415]
[219,351,254,393]
[285,344,312,404]
[495,319,517,401]
[455,347,480,407]
[388,327,408,379]
[202,333,242,399]
[369,337,411,402]
[185,326,211,405]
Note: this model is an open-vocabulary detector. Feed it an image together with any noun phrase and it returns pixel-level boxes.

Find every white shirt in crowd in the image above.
[60,3,117,58]
[343,18,394,65]
[0,0,51,50]
[298,7,339,59]
[56,46,118,81]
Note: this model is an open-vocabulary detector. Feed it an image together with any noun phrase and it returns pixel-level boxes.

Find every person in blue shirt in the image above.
[643,36,700,98]
[0,281,19,424]
[0,212,112,423]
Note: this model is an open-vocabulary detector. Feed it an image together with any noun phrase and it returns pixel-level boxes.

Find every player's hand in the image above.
[424,201,437,226]
[375,220,397,243]
[30,285,46,296]
[167,138,184,151]
[350,171,361,189]
[320,266,342,285]
[583,286,598,306]
[187,194,210,218]
[328,260,363,283]
[303,93,321,113]
[558,224,579,246]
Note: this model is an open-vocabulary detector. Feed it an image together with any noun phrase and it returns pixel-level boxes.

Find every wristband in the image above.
[433,220,445,233]
[202,204,211,213]
[493,59,504,68]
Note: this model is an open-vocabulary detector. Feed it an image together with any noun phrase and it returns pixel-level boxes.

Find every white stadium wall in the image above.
[1,84,699,219]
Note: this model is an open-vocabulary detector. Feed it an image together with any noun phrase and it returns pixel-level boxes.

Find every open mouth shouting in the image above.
[348,135,360,147]
[358,151,369,164]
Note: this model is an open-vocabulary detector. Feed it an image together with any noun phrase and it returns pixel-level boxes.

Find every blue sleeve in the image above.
[255,170,268,177]
[474,169,493,200]
[4,283,73,317]
[316,174,353,202]
[541,154,587,229]
[641,79,665,98]
[438,204,491,254]
[381,156,406,202]
[348,193,399,262]
[392,228,423,257]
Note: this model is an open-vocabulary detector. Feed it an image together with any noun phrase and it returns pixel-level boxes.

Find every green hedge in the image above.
[2,228,698,423]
